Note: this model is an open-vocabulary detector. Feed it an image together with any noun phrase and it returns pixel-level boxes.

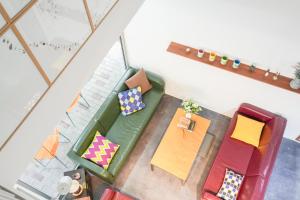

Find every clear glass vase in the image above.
[290,78,300,89]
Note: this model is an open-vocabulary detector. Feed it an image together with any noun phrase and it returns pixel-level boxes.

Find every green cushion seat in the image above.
[67,67,165,183]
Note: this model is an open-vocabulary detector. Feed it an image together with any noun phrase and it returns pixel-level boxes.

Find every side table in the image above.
[63,168,92,200]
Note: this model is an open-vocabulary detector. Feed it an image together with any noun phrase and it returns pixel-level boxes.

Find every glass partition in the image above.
[0,29,48,147]
[18,38,126,199]
[0,0,31,18]
[0,13,5,28]
[86,0,118,28]
[16,0,91,81]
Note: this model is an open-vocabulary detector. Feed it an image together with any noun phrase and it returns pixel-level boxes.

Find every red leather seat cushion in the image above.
[100,188,133,200]
[113,192,134,200]
[202,192,222,200]
[100,188,115,200]
[204,135,254,193]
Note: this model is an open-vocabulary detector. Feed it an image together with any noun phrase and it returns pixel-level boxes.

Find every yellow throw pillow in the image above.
[231,114,265,147]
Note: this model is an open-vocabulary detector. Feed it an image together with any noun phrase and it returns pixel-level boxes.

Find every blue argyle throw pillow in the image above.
[118,86,145,116]
[217,168,244,200]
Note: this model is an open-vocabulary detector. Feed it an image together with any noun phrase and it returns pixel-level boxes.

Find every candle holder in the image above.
[273,72,280,80]
[232,59,241,69]
[197,49,204,58]
[265,69,270,77]
[220,56,228,65]
[209,52,217,62]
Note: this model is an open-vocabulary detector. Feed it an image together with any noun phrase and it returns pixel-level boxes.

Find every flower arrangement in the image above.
[290,63,300,89]
[294,63,300,79]
[181,99,202,114]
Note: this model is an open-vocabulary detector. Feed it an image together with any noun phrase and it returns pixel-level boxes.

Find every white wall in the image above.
[0,0,145,197]
[124,0,300,139]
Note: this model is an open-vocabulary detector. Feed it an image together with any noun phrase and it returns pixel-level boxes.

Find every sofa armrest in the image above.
[202,192,221,200]
[72,119,103,155]
[100,188,115,200]
[238,103,276,122]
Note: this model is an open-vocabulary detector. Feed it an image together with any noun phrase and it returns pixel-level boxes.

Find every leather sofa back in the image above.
[238,103,275,122]
[97,93,121,133]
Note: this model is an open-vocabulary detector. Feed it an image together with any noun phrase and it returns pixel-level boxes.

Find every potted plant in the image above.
[290,63,300,89]
[181,99,202,119]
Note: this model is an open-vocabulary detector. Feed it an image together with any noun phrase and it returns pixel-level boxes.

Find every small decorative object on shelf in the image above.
[232,59,241,69]
[181,99,202,119]
[290,63,300,89]
[209,52,217,62]
[273,72,280,80]
[265,69,270,77]
[220,56,228,65]
[249,64,256,72]
[185,47,191,53]
[197,49,204,58]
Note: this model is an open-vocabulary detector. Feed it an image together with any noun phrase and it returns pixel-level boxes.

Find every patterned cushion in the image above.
[81,131,119,169]
[217,169,244,200]
[118,86,145,116]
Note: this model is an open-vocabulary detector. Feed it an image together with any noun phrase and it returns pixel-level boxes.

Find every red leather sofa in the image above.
[201,103,287,200]
[100,188,134,200]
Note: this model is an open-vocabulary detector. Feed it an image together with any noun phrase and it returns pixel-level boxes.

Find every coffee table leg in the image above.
[181,179,186,185]
[150,164,154,171]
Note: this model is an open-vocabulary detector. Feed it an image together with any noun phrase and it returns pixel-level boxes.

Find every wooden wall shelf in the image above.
[167,42,300,95]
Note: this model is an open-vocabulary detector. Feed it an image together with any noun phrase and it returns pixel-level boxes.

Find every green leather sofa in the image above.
[67,67,165,183]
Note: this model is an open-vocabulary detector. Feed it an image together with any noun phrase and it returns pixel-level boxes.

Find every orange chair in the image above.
[66,93,90,126]
[34,129,68,168]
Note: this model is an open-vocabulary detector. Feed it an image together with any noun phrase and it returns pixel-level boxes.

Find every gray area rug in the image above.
[115,95,231,200]
[114,95,300,200]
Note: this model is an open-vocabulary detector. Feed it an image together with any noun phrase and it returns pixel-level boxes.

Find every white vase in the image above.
[185,113,192,119]
[290,78,300,89]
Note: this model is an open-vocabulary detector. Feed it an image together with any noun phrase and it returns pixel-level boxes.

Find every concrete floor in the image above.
[265,138,300,199]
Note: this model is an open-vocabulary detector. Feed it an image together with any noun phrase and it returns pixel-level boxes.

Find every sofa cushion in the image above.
[81,131,119,169]
[125,68,152,94]
[100,188,115,200]
[95,93,121,133]
[203,192,222,200]
[118,86,145,116]
[106,89,163,176]
[203,114,254,194]
[217,168,244,200]
[231,115,265,147]
[72,119,105,155]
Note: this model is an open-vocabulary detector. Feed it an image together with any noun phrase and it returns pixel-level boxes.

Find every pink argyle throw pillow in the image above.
[81,131,119,169]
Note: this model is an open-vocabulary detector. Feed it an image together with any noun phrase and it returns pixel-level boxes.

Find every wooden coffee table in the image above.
[150,108,211,183]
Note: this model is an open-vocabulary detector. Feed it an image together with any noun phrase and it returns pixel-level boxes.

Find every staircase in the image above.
[0,186,23,200]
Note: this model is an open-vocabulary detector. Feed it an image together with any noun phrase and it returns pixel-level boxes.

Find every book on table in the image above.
[177,117,196,132]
